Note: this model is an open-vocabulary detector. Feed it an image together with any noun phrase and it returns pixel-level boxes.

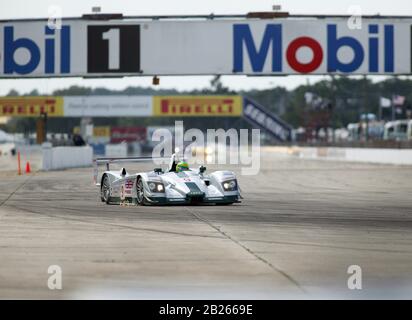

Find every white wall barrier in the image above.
[344,148,412,165]
[42,143,93,171]
[0,143,15,156]
[265,146,412,166]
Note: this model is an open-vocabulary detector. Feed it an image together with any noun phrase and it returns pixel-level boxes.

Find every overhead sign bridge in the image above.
[1,12,410,141]
[0,13,411,78]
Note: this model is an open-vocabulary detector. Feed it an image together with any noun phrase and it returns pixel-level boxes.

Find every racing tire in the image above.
[101,175,111,204]
[136,177,146,206]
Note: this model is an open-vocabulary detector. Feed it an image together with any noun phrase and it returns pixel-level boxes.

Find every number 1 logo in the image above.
[102,28,120,70]
[87,25,140,73]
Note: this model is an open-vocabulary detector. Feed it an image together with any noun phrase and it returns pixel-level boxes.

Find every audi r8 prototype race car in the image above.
[94,151,241,206]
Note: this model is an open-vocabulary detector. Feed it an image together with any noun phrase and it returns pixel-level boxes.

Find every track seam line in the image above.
[184,206,306,293]
[6,204,223,240]
[0,173,36,219]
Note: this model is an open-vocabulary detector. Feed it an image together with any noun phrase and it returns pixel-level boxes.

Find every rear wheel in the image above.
[136,178,145,206]
[101,175,111,204]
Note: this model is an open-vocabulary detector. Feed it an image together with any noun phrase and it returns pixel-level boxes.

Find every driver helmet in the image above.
[176,161,189,172]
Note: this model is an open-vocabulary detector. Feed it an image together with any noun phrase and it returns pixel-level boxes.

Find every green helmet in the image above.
[176,161,189,172]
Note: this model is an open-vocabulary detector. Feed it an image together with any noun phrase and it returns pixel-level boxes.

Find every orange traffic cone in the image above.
[25,161,31,174]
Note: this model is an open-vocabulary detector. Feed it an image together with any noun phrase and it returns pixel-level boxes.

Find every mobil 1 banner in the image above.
[141,19,411,75]
[0,20,141,78]
[243,97,292,142]
[0,17,411,77]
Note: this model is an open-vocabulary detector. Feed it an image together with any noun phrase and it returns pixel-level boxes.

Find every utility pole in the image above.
[362,75,369,142]
[37,112,48,144]
[330,75,336,143]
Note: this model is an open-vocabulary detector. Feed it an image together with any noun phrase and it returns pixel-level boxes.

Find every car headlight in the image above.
[222,179,237,191]
[148,182,165,193]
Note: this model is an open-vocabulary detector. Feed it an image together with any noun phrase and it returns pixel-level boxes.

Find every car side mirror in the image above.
[199,166,206,174]
[154,168,163,174]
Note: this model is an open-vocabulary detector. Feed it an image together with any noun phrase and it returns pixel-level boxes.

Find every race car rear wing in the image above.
[93,156,168,186]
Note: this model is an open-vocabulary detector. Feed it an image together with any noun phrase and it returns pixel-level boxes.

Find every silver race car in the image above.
[94,152,241,206]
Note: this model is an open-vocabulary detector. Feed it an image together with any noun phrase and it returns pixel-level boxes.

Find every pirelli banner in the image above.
[0,96,64,117]
[0,17,411,77]
[0,95,243,117]
[153,96,242,117]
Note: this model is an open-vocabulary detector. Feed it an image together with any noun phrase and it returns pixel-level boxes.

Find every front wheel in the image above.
[101,175,111,204]
[136,178,146,206]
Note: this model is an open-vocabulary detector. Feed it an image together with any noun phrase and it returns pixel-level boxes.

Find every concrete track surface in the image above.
[1,152,412,299]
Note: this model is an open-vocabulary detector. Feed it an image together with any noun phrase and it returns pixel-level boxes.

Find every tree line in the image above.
[3,76,412,134]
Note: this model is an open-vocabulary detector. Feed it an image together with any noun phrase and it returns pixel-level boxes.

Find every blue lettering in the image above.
[3,25,70,75]
[384,25,394,72]
[4,26,41,74]
[327,24,364,73]
[368,25,379,72]
[233,24,282,73]
[60,26,70,73]
[45,26,55,74]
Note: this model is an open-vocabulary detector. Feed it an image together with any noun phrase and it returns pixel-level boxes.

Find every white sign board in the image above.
[63,96,152,117]
[0,18,411,77]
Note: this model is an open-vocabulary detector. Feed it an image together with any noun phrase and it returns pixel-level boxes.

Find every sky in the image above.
[0,0,411,95]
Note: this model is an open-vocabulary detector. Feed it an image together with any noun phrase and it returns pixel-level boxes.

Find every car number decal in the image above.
[125,179,134,189]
